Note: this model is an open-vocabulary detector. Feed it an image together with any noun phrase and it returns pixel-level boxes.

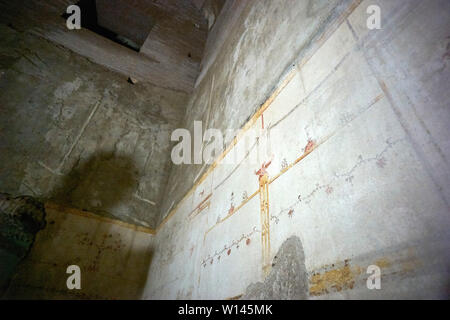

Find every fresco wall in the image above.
[143,0,450,299]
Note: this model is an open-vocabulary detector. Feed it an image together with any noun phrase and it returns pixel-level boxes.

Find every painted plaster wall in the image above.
[0,24,187,229]
[144,0,450,299]
[159,0,354,221]
[3,204,154,299]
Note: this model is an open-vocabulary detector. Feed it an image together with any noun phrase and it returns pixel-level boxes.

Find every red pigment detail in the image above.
[227,249,231,255]
[246,238,251,245]
[376,157,387,168]
[255,157,273,179]
[305,140,315,153]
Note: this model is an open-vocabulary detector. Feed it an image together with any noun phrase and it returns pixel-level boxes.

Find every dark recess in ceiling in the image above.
[61,0,141,51]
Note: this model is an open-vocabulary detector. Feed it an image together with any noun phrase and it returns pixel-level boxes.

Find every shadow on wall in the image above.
[50,152,139,218]
[2,152,154,299]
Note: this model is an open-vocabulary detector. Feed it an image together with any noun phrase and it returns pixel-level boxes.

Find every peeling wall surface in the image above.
[143,0,450,299]
[242,236,308,300]
[0,24,187,229]
[0,194,46,295]
[3,204,154,299]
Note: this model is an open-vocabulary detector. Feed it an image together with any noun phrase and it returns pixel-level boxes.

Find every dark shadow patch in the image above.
[61,0,140,51]
[0,193,46,297]
[50,152,139,220]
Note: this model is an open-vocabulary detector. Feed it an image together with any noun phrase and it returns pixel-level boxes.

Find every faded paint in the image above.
[3,205,154,299]
[309,260,362,296]
[143,0,450,300]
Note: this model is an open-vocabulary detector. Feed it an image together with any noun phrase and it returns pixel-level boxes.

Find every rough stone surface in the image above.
[0,24,187,228]
[242,236,308,300]
[0,193,46,296]
[0,0,206,92]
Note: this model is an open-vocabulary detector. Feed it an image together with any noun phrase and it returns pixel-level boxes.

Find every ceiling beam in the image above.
[0,0,203,93]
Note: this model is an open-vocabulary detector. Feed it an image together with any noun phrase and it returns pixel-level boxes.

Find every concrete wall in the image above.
[0,194,46,295]
[3,204,154,299]
[144,0,450,299]
[0,24,187,229]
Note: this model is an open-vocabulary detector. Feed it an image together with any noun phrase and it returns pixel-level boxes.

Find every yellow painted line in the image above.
[188,193,212,220]
[203,189,259,240]
[45,202,156,235]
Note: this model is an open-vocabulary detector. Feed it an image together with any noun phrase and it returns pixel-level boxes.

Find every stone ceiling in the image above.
[0,0,225,92]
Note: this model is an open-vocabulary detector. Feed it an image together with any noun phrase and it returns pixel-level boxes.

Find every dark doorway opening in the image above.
[62,0,141,52]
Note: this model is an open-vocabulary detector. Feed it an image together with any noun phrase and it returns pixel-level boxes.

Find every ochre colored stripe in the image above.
[45,202,156,235]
